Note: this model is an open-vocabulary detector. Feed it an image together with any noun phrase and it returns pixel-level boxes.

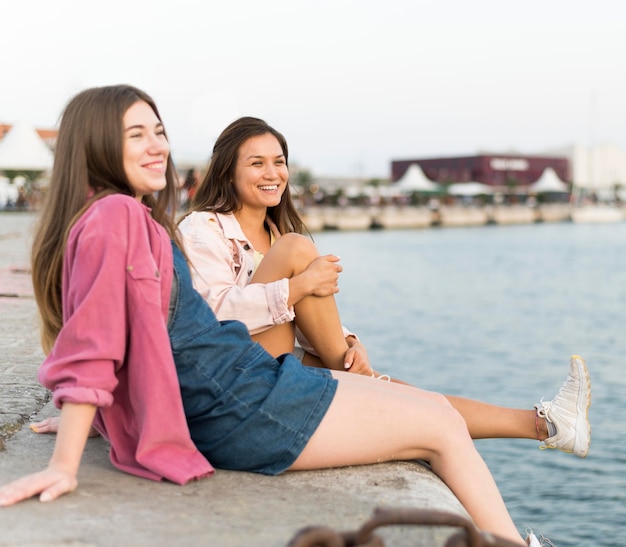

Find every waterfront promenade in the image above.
[0,211,473,547]
[301,202,625,231]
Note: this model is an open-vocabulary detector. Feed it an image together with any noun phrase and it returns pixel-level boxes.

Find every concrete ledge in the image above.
[439,206,489,227]
[0,212,473,546]
[0,401,470,546]
[570,205,624,223]
[535,203,571,223]
[489,205,537,225]
[373,207,434,229]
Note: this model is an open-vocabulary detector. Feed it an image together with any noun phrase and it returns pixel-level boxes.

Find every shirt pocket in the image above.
[126,257,162,306]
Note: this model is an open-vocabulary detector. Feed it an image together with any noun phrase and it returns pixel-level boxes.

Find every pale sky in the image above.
[2,0,624,178]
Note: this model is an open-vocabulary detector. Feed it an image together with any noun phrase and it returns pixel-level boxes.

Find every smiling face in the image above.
[122,100,170,201]
[232,133,289,212]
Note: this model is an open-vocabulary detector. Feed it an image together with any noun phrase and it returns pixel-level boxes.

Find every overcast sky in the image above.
[2,0,624,178]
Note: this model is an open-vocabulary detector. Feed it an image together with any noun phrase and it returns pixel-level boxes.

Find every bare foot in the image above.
[30,417,99,437]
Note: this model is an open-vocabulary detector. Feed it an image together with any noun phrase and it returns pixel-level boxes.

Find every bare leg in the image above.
[250,321,297,359]
[382,378,546,441]
[446,396,546,440]
[250,233,349,370]
[252,234,546,444]
[292,372,526,545]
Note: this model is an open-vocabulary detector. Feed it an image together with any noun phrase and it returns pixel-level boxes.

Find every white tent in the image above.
[0,123,54,172]
[528,167,569,193]
[394,164,441,193]
[447,182,494,196]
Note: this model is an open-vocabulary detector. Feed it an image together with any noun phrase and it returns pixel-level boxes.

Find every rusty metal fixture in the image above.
[287,507,523,547]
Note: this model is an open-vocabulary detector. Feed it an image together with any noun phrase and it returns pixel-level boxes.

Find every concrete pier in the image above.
[0,211,475,546]
[301,203,584,231]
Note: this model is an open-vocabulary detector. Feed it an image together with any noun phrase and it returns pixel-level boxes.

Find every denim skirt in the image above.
[168,244,337,475]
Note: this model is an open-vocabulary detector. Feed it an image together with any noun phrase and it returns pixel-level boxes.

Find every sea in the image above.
[313,220,626,547]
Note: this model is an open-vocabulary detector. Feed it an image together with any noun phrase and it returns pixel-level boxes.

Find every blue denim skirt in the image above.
[168,243,337,475]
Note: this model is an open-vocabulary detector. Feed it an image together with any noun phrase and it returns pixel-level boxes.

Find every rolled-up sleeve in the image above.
[39,204,129,408]
[180,213,295,335]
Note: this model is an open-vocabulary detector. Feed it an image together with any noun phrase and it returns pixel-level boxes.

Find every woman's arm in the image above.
[0,403,96,506]
[180,213,295,334]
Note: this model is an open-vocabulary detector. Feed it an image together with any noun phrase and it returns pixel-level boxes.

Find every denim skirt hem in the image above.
[196,353,338,476]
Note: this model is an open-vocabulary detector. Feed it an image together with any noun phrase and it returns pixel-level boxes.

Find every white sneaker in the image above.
[526,530,557,546]
[526,528,556,547]
[535,355,591,458]
[526,531,541,547]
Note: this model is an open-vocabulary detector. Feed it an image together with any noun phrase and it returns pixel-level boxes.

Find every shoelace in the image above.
[526,528,558,547]
[372,373,391,382]
[538,535,557,547]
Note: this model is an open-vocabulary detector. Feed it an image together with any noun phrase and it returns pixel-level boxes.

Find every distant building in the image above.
[542,144,626,190]
[391,154,570,190]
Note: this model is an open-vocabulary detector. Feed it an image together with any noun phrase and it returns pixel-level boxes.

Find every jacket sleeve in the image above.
[180,213,295,335]
[39,201,130,408]
[295,325,358,357]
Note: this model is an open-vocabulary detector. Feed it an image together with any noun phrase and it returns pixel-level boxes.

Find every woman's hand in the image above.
[301,255,342,298]
[0,466,78,506]
[0,403,97,506]
[343,337,375,376]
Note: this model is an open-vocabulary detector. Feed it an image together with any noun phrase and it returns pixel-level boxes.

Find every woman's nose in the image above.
[150,134,169,155]
[264,164,277,178]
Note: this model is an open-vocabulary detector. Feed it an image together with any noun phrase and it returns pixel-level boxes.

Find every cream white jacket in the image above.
[178,211,353,355]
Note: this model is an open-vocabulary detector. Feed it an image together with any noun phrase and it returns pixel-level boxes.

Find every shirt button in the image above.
[243,244,250,250]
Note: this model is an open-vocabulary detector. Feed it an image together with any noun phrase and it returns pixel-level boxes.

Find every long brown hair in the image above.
[185,116,307,235]
[31,84,182,353]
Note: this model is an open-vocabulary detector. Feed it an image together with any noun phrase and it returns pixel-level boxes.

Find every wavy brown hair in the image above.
[31,84,182,353]
[184,116,307,235]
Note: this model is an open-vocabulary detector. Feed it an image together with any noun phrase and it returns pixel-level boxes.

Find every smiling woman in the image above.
[231,133,289,227]
[178,117,367,375]
[0,86,580,546]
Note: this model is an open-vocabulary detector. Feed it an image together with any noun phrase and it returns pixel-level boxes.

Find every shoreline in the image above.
[301,203,626,232]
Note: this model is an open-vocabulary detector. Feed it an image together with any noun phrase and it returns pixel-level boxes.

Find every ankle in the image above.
[535,414,549,441]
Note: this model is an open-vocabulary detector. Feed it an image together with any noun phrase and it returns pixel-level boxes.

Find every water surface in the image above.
[315,221,626,547]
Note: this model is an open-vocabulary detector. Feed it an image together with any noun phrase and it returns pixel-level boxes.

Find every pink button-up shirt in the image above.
[39,194,213,484]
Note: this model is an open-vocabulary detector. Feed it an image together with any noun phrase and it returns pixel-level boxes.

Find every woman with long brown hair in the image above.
[0,86,567,546]
[179,116,591,456]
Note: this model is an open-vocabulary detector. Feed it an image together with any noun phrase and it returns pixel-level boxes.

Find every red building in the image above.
[391,154,570,189]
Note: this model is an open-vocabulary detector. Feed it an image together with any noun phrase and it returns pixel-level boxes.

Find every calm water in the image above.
[314,221,626,547]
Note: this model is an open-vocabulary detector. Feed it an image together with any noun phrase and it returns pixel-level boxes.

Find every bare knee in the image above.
[274,233,319,270]
[252,233,320,282]
[276,232,317,254]
[435,404,473,451]
[431,391,454,409]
